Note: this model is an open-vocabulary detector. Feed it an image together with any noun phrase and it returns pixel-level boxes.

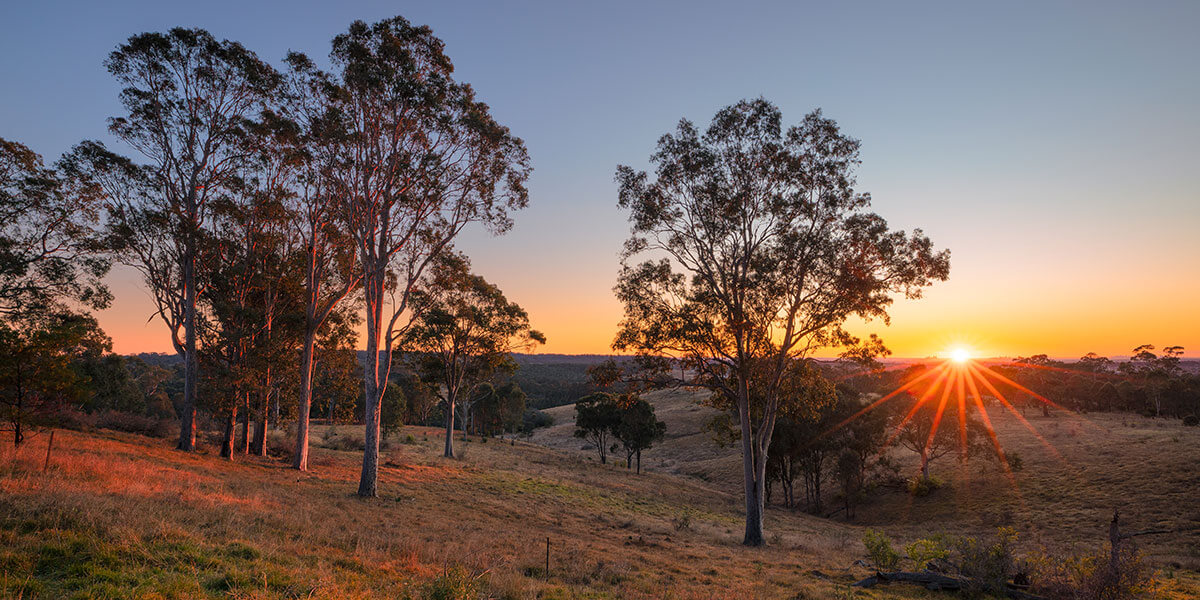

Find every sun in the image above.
[949,347,972,364]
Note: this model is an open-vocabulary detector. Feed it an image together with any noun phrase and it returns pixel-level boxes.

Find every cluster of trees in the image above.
[573,392,666,474]
[999,347,1198,420]
[1,17,544,499]
[0,134,118,446]
[749,346,1199,522]
[746,361,990,519]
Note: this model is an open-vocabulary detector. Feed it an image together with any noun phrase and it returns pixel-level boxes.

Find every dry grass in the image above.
[1,401,1198,598]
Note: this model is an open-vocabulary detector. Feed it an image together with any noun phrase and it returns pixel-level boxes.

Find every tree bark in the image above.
[739,378,766,546]
[292,334,316,470]
[178,240,198,451]
[358,275,384,497]
[443,397,456,458]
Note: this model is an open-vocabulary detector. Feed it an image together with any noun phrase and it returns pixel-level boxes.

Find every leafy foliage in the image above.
[612,98,950,544]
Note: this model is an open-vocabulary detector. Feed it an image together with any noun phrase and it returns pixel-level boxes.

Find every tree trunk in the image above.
[251,387,269,456]
[358,275,384,498]
[178,236,198,452]
[269,388,279,429]
[920,448,930,480]
[220,405,237,459]
[239,392,250,454]
[738,385,765,546]
[444,397,455,458]
[636,449,642,474]
[292,334,316,470]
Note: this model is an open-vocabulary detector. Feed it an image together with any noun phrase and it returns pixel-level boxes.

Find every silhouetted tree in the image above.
[77,28,280,451]
[893,390,987,481]
[574,393,621,464]
[0,138,111,316]
[613,395,666,473]
[611,99,949,544]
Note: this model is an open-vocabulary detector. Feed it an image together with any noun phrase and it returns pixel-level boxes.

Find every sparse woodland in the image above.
[1,12,1199,600]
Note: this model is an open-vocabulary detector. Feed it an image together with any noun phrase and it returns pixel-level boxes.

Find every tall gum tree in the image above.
[275,52,363,471]
[612,99,950,545]
[321,17,531,497]
[85,28,280,451]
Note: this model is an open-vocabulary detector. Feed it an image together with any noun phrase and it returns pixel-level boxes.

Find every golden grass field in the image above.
[1,390,1198,599]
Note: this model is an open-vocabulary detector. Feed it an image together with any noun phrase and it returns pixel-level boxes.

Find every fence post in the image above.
[43,430,55,471]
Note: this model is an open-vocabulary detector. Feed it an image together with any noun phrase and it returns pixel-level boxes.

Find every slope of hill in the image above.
[1,410,1197,599]
[533,388,1200,576]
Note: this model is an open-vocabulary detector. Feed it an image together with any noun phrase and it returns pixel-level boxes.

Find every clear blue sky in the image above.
[2,1,1198,357]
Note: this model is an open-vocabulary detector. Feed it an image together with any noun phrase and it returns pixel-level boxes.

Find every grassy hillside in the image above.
[1,405,1198,598]
[536,389,1200,576]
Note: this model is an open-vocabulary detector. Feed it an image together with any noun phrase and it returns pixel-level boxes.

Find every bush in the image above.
[672,511,693,531]
[907,475,944,497]
[95,410,174,438]
[1183,414,1198,427]
[521,408,553,432]
[1005,451,1025,472]
[863,529,900,571]
[1026,543,1153,600]
[905,536,950,570]
[953,527,1018,595]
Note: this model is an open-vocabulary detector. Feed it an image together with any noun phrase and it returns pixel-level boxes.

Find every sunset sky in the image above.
[2,1,1197,358]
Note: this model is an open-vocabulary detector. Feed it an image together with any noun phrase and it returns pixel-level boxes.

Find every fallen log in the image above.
[852,571,1047,600]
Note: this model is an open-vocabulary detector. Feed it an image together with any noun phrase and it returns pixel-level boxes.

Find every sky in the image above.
[2,1,1197,358]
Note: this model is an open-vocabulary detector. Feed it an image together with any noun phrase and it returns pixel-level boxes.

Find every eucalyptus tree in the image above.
[403,253,544,458]
[612,99,950,545]
[0,138,111,316]
[274,52,363,471]
[80,28,280,451]
[320,17,531,496]
[613,394,666,474]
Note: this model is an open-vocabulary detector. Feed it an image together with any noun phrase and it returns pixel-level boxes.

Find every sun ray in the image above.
[975,363,1105,433]
[882,366,952,449]
[921,368,955,461]
[966,363,1064,461]
[963,370,1025,507]
[817,362,949,442]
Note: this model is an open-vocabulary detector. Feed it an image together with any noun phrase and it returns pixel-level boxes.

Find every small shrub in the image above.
[953,527,1018,595]
[1004,452,1024,472]
[423,566,482,600]
[404,434,417,444]
[862,529,900,572]
[905,536,949,570]
[672,511,692,531]
[907,475,943,497]
[1183,414,1198,427]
